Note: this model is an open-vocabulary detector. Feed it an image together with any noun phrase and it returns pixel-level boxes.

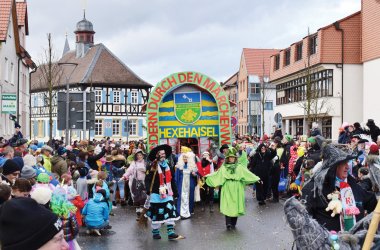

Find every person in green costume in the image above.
[206,147,261,230]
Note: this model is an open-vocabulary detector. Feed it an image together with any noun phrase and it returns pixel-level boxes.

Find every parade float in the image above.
[146,71,233,155]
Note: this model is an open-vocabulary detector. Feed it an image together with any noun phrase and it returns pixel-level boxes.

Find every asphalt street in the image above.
[77,187,293,250]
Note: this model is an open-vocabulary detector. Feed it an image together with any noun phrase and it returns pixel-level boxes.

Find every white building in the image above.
[0,0,35,139]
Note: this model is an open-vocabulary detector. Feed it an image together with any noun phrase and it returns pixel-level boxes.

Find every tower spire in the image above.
[62,32,70,57]
[83,9,86,19]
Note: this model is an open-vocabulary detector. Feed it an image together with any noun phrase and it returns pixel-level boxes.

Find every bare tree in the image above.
[38,33,63,144]
[297,29,332,135]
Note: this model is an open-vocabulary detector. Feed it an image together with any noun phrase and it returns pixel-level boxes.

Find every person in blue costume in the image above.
[175,151,198,219]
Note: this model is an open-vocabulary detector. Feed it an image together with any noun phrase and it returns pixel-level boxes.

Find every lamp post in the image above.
[58,62,78,146]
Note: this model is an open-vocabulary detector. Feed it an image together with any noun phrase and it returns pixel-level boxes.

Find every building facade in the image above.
[30,14,151,142]
[0,0,35,139]
[221,72,238,118]
[234,48,279,136]
[270,2,380,140]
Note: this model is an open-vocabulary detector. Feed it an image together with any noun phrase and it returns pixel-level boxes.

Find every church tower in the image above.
[74,10,95,58]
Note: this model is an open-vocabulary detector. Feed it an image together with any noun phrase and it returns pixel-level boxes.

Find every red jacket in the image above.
[197,162,211,177]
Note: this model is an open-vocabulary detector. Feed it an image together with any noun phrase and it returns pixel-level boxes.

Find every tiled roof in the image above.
[31,43,152,92]
[16,2,26,26]
[0,0,12,41]
[243,48,280,76]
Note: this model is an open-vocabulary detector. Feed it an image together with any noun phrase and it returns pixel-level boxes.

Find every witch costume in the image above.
[206,147,260,230]
[175,151,197,219]
[144,145,183,240]
[301,142,377,232]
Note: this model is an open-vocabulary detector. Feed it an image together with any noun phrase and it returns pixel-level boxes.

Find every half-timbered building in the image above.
[30,13,151,142]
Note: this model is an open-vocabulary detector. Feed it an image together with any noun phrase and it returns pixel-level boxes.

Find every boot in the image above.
[152,229,161,240]
[201,201,205,212]
[167,224,185,240]
[209,202,214,213]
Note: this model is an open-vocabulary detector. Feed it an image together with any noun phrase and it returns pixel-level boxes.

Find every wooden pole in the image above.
[363,199,380,250]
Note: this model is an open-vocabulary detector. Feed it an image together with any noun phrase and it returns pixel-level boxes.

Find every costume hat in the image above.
[225,147,238,158]
[148,144,172,161]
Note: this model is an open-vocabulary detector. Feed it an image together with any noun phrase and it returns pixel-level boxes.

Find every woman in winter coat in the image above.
[82,189,110,236]
[111,150,127,206]
[123,149,147,219]
[249,144,277,205]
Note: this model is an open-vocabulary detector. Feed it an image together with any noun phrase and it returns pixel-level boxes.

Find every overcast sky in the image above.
[27,0,361,85]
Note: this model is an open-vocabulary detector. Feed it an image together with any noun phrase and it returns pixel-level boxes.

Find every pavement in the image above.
[77,187,293,250]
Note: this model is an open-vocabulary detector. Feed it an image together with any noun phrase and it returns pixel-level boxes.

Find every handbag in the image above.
[131,164,147,206]
[278,170,288,192]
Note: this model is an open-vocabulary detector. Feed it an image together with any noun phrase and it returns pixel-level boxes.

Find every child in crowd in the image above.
[66,185,85,227]
[0,184,11,205]
[82,189,110,236]
[11,178,32,198]
[76,162,89,201]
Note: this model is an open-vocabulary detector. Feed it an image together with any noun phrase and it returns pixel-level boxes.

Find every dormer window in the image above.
[274,55,280,70]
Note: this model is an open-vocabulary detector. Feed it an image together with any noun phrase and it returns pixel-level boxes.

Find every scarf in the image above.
[157,160,173,198]
[335,177,360,231]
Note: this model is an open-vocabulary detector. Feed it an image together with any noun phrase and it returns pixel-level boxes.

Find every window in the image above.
[95,119,103,136]
[264,101,273,110]
[276,69,333,105]
[131,91,138,104]
[4,58,8,82]
[113,90,120,104]
[295,119,304,136]
[296,42,303,61]
[309,35,318,55]
[95,90,102,103]
[38,120,44,137]
[322,118,332,139]
[274,55,280,70]
[284,49,291,66]
[112,120,120,135]
[129,119,137,135]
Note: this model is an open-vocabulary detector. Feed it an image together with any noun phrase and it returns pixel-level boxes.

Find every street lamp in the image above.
[58,62,78,146]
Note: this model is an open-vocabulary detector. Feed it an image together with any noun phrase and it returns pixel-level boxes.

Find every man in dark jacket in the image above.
[87,145,107,170]
[249,144,276,205]
[367,119,380,143]
[302,144,376,232]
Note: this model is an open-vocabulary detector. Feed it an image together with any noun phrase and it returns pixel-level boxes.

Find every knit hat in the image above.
[367,119,375,127]
[307,137,316,144]
[2,160,20,176]
[65,145,73,151]
[37,173,51,183]
[284,135,293,143]
[57,147,67,156]
[31,187,53,205]
[0,197,62,250]
[20,165,36,179]
[369,144,379,155]
[12,156,24,169]
[202,151,210,157]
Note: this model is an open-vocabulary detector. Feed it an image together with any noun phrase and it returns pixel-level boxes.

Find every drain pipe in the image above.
[29,65,37,139]
[334,21,344,124]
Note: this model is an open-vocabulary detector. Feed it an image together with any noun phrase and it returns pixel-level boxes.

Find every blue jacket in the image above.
[82,193,109,227]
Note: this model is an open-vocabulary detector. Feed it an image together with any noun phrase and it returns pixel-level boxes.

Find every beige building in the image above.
[270,0,380,140]
[235,48,279,136]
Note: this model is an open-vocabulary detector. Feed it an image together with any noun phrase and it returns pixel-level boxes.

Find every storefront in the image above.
[146,71,233,155]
